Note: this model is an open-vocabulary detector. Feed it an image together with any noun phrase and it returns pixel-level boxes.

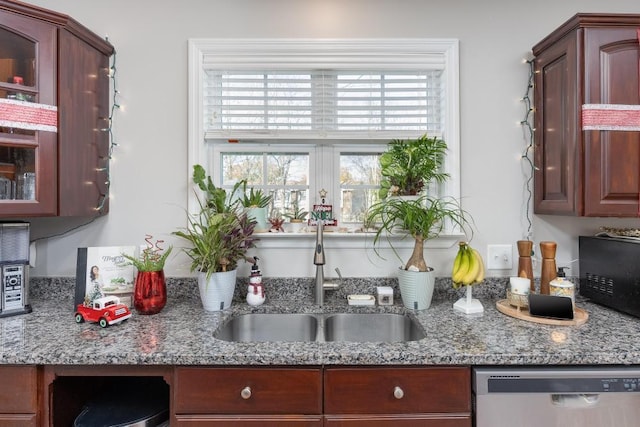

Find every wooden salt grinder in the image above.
[517,240,534,293]
[539,241,557,295]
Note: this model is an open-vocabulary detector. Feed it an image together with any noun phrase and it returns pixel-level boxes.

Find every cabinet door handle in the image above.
[241,386,252,399]
[393,386,404,399]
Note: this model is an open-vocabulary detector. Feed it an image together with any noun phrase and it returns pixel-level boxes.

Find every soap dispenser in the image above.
[549,266,575,308]
[246,257,266,306]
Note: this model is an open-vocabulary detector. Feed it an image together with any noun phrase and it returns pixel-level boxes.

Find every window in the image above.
[217,145,311,219]
[188,39,460,234]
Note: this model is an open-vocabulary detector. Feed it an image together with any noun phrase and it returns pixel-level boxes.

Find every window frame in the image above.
[188,38,462,248]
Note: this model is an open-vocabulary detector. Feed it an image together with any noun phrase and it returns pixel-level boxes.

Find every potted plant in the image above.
[366,136,470,310]
[284,204,308,233]
[122,235,172,315]
[173,165,258,311]
[240,184,272,232]
[378,134,449,199]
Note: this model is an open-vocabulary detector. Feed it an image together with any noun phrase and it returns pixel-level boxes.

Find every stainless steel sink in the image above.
[214,313,318,342]
[323,313,426,342]
[214,312,425,343]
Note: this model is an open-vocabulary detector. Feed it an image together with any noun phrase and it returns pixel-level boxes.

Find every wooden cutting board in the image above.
[496,299,588,326]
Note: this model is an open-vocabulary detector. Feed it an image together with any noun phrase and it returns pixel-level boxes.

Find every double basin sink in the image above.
[214,312,426,343]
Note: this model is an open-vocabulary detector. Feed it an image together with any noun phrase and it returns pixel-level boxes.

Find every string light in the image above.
[520,56,536,240]
[96,36,120,212]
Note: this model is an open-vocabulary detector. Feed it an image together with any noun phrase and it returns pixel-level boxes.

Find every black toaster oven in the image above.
[579,235,640,318]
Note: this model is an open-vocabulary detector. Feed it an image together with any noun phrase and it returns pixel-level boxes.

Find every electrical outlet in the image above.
[487,244,513,270]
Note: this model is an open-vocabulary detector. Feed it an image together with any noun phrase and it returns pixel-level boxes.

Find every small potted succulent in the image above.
[240,183,272,232]
[122,235,172,315]
[173,165,257,311]
[284,204,308,233]
[378,134,449,199]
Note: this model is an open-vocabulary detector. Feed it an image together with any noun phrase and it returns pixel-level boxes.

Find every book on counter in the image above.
[75,246,136,309]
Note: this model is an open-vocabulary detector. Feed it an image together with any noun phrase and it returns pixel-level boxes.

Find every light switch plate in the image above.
[487,244,513,270]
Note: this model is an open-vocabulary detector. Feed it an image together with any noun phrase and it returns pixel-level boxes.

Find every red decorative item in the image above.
[133,270,167,315]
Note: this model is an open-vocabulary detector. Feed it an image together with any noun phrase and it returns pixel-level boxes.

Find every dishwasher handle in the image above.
[551,393,600,408]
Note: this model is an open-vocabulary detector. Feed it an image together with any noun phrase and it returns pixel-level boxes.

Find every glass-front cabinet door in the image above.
[0,13,57,216]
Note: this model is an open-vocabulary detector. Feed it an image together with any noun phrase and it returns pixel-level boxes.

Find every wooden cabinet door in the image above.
[0,9,57,217]
[0,366,38,414]
[583,27,640,216]
[534,28,581,215]
[0,365,38,426]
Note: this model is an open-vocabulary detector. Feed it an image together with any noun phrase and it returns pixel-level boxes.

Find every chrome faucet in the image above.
[313,220,340,306]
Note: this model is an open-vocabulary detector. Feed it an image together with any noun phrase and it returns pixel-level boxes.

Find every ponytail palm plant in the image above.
[366,192,469,272]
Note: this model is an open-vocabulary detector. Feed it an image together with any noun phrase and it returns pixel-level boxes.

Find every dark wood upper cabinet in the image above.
[0,0,113,218]
[533,13,640,217]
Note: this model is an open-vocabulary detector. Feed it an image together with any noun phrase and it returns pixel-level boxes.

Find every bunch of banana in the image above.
[451,242,485,289]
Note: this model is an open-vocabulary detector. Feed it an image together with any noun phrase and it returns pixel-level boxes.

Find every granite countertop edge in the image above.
[1,276,639,367]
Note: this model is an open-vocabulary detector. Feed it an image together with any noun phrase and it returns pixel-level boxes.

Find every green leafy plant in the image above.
[378,134,449,199]
[285,204,308,222]
[366,195,470,272]
[192,164,244,213]
[122,235,173,272]
[240,183,272,208]
[173,165,257,278]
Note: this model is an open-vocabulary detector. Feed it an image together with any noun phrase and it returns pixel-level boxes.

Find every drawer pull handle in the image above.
[241,386,252,399]
[393,386,404,399]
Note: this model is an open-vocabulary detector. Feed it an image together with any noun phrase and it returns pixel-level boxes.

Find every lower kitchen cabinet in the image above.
[42,365,171,426]
[324,366,471,426]
[0,365,39,426]
[5,364,471,426]
[173,367,323,426]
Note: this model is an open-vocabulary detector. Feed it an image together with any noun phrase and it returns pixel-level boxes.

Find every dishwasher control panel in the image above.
[486,376,640,393]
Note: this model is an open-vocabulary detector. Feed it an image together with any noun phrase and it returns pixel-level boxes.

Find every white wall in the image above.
[24,0,640,279]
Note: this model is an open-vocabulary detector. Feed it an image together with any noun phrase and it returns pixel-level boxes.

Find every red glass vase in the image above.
[133,270,167,315]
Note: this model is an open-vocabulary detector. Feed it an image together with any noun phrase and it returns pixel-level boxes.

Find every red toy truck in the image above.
[75,296,132,328]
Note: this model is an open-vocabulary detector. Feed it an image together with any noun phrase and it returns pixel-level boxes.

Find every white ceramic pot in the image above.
[285,220,306,233]
[197,269,237,311]
[397,267,435,310]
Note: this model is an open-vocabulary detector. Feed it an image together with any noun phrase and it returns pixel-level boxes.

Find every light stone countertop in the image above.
[1,277,639,366]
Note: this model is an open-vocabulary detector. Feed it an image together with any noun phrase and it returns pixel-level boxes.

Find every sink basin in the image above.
[323,313,426,342]
[214,312,426,343]
[214,313,318,342]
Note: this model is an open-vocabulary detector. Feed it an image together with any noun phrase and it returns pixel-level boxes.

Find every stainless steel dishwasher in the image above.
[474,367,640,427]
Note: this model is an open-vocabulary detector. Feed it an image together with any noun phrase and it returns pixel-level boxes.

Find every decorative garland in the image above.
[96,37,120,213]
[520,58,535,241]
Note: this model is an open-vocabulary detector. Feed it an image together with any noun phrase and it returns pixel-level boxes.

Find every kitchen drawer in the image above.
[0,366,38,414]
[324,366,470,414]
[325,415,471,427]
[175,415,323,426]
[174,367,322,415]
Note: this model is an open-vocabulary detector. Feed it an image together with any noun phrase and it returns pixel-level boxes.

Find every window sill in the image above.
[252,230,464,250]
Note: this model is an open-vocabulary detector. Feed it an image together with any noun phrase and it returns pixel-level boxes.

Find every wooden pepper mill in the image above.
[539,241,557,295]
[516,240,535,293]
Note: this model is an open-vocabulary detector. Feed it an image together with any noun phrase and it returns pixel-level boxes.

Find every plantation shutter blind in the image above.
[197,39,454,141]
[203,70,445,139]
